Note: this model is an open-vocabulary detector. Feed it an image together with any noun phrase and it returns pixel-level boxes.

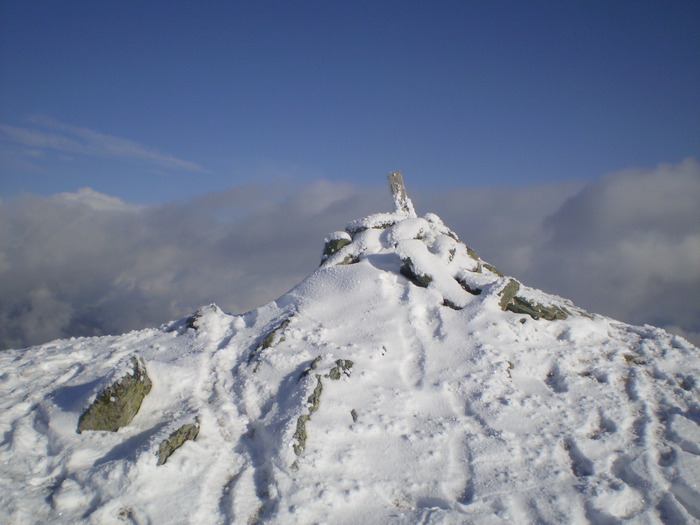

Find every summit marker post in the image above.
[387,170,417,217]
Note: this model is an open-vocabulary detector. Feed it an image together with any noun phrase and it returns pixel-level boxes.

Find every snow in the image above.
[324,231,352,243]
[1,207,699,524]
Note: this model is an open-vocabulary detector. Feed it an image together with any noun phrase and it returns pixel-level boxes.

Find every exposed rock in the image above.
[506,296,570,321]
[483,263,503,277]
[185,304,223,331]
[323,237,351,257]
[328,359,353,380]
[294,360,352,456]
[447,248,457,263]
[307,374,323,412]
[293,374,324,456]
[77,356,152,433]
[156,421,200,466]
[498,279,521,310]
[299,356,321,380]
[400,258,433,288]
[249,317,292,365]
[186,312,204,331]
[465,245,479,261]
[292,414,311,456]
[456,277,482,295]
[498,279,569,321]
[321,232,352,264]
[337,254,361,265]
[442,299,462,310]
[505,361,514,378]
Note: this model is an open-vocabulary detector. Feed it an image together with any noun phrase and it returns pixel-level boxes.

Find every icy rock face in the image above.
[77,356,152,433]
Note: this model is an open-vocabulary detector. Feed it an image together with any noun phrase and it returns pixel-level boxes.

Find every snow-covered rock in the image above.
[77,355,152,433]
[0,202,698,524]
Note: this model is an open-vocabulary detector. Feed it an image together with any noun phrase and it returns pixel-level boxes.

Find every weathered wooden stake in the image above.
[387,170,416,217]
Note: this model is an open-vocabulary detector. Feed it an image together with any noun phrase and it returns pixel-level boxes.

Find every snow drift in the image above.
[1,185,699,524]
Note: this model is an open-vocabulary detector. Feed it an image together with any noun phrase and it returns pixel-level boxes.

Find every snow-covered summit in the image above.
[1,192,699,524]
[323,209,579,319]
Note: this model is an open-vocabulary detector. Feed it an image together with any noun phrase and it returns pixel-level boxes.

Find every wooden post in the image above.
[387,170,416,217]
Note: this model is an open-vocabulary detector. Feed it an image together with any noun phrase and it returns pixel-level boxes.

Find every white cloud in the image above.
[55,187,139,212]
[520,158,700,342]
[0,124,86,153]
[0,116,208,172]
[1,161,698,350]
[413,181,585,272]
[0,181,387,349]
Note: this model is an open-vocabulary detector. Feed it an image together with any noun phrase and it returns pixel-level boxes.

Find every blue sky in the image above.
[2,1,698,203]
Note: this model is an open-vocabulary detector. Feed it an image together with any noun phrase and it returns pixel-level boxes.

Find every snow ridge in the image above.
[1,209,699,524]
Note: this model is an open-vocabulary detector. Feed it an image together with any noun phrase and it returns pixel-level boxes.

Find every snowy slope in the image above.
[1,204,699,524]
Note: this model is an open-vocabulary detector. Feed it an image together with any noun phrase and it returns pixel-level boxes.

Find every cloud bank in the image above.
[523,157,700,342]
[1,158,698,350]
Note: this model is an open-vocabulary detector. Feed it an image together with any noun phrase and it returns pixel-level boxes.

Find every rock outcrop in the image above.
[498,279,570,321]
[77,356,152,433]
[156,421,200,466]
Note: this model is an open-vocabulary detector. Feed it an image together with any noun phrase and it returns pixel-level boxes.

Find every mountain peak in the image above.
[320,181,579,324]
[1,175,698,524]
